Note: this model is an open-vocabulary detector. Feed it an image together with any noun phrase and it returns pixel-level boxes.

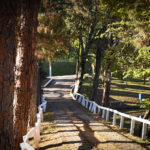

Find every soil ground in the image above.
[39,75,147,150]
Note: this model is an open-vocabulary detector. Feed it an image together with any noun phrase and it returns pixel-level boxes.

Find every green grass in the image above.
[41,60,76,76]
[52,62,76,76]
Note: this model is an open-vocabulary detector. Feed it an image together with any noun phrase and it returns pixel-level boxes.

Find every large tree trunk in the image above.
[0,1,18,149]
[102,66,112,107]
[13,0,41,149]
[91,44,102,103]
[29,61,39,127]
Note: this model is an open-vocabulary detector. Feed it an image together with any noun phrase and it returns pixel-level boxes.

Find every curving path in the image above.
[40,75,146,150]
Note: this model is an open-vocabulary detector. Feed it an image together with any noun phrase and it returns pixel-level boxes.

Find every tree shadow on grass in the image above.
[112,82,150,91]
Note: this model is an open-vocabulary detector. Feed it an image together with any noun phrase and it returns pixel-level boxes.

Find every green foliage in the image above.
[100,0,150,83]
[139,98,150,110]
[123,71,133,79]
[37,1,74,60]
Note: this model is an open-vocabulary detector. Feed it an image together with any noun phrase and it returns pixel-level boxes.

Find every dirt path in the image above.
[40,75,146,150]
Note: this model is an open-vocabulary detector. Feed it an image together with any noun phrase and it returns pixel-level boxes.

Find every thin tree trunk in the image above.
[0,1,18,149]
[78,57,86,92]
[74,44,80,93]
[91,44,102,103]
[13,0,41,149]
[74,57,86,93]
[102,66,112,106]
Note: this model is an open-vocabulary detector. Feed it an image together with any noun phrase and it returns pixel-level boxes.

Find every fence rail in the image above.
[20,95,47,150]
[20,78,53,149]
[70,85,150,140]
[43,78,53,88]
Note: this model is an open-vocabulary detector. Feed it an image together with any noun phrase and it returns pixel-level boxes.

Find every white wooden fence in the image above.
[70,85,150,140]
[20,78,53,149]
[20,95,47,150]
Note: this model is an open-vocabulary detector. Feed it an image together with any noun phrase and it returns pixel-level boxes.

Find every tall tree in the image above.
[13,0,41,149]
[0,1,19,149]
[68,0,101,93]
[91,38,107,103]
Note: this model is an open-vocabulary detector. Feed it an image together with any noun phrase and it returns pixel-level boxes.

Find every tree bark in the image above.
[29,61,39,127]
[13,0,41,149]
[74,43,80,93]
[29,2,41,126]
[0,1,18,149]
[91,43,102,103]
[78,57,86,92]
[102,65,112,107]
[37,61,42,106]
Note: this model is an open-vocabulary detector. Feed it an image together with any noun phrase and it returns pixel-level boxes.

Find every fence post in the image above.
[102,109,105,118]
[142,123,147,140]
[78,96,82,103]
[82,97,85,107]
[106,110,109,121]
[113,113,116,126]
[38,107,43,121]
[85,100,88,108]
[23,135,28,143]
[49,60,52,77]
[43,102,47,112]
[89,102,93,112]
[36,122,41,141]
[93,102,96,114]
[97,107,100,113]
[120,116,124,129]
[130,119,135,135]
[34,126,39,149]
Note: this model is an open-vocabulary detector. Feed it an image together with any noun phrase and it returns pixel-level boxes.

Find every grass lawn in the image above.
[41,60,76,76]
